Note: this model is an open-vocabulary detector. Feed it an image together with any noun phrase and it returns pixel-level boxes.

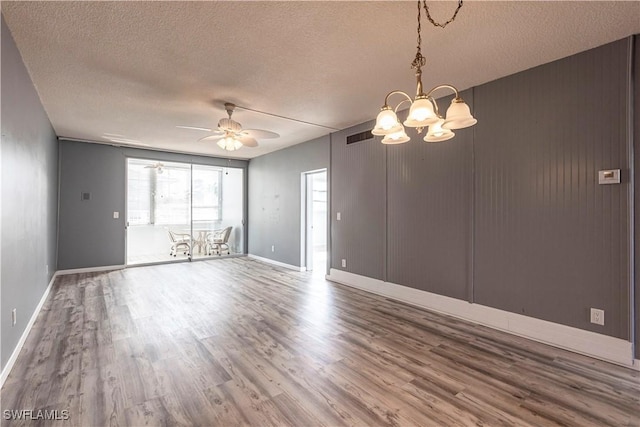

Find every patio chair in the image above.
[206,226,232,256]
[168,230,191,257]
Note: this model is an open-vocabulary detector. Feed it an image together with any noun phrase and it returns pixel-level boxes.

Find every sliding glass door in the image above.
[126,158,244,265]
[191,165,244,259]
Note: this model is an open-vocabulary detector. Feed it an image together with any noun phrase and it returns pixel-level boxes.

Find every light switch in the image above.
[113,211,120,219]
[337,212,341,221]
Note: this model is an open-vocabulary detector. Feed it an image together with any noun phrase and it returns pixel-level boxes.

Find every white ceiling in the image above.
[2,1,639,159]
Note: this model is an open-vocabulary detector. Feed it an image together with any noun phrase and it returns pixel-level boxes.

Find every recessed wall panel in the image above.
[331,122,385,280]
[473,39,631,339]
[386,93,473,299]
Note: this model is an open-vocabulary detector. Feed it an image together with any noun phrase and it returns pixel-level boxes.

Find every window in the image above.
[127,160,223,225]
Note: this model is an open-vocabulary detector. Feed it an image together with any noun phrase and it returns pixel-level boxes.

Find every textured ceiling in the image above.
[2,1,639,159]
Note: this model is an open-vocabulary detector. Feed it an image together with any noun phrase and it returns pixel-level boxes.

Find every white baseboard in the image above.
[0,273,57,387]
[248,254,305,272]
[327,269,635,368]
[56,264,125,276]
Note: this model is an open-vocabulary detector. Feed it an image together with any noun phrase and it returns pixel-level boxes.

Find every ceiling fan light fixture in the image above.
[372,0,476,145]
[189,102,280,151]
[218,118,242,133]
[217,136,242,151]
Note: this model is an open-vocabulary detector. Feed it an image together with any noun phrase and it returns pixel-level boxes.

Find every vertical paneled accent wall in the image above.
[331,122,386,280]
[386,91,473,300]
[330,37,634,342]
[473,39,630,339]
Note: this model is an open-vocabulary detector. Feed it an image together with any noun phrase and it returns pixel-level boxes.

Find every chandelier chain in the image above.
[373,0,476,144]
[411,0,426,70]
[411,0,464,70]
[422,0,464,28]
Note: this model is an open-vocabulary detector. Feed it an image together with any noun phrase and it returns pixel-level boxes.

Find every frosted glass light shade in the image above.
[424,119,455,142]
[404,97,438,128]
[372,108,402,135]
[217,137,243,151]
[381,127,410,144]
[442,98,477,129]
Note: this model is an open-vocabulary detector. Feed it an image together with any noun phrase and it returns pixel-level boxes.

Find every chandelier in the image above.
[372,0,477,144]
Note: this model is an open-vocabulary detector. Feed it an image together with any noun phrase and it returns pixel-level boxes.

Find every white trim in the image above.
[56,264,125,276]
[300,172,307,269]
[1,273,57,387]
[327,269,635,368]
[248,254,305,272]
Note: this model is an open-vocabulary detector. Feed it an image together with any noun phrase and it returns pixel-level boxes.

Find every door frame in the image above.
[300,168,328,272]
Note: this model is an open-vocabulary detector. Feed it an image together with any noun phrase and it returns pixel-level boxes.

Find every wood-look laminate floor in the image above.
[2,258,639,426]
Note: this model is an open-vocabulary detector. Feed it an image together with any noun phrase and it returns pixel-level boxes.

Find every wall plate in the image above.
[598,169,620,184]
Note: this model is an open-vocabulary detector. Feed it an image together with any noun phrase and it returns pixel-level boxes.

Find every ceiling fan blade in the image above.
[237,136,259,147]
[241,129,279,139]
[176,125,213,132]
[198,135,224,142]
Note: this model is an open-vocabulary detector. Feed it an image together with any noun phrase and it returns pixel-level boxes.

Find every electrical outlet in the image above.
[590,308,604,326]
[11,309,17,327]
[271,245,275,252]
[113,211,120,219]
[341,259,347,268]
[46,264,49,275]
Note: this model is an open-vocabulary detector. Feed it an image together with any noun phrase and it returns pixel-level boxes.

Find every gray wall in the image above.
[248,135,329,267]
[58,140,248,270]
[1,15,59,370]
[331,122,386,279]
[473,38,630,339]
[388,91,474,301]
[330,37,635,341]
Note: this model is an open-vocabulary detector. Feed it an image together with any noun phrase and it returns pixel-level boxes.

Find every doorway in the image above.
[303,169,328,275]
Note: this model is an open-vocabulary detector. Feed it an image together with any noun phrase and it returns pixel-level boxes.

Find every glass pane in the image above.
[127,159,192,265]
[127,161,151,225]
[191,165,244,259]
[154,164,191,225]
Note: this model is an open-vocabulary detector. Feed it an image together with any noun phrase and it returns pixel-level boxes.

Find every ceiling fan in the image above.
[177,103,279,151]
[144,162,164,173]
